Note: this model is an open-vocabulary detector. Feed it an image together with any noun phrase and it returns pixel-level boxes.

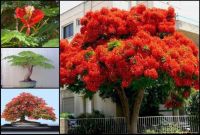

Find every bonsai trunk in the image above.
[19,115,26,122]
[24,66,33,81]
[116,87,144,134]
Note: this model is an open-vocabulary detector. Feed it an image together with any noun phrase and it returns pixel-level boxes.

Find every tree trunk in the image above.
[115,87,145,134]
[173,108,179,116]
[24,66,33,81]
[20,115,25,122]
[115,87,131,133]
[130,89,145,133]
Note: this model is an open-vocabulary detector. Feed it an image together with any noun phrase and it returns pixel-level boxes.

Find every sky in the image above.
[1,89,59,126]
[60,1,199,25]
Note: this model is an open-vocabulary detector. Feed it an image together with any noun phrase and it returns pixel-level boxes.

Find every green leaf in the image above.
[143,45,149,51]
[84,51,95,60]
[161,57,166,63]
[35,22,58,37]
[1,29,39,47]
[3,51,54,68]
[108,40,121,51]
[42,7,59,17]
[1,2,14,13]
[43,38,59,47]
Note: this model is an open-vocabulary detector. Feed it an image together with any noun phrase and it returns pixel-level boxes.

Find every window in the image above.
[63,23,73,38]
[76,19,80,26]
[62,97,74,113]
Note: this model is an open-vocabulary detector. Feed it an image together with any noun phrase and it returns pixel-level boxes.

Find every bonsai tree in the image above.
[3,51,54,87]
[60,5,199,133]
[1,92,56,123]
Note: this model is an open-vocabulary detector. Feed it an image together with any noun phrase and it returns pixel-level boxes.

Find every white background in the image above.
[1,48,59,88]
[60,1,199,26]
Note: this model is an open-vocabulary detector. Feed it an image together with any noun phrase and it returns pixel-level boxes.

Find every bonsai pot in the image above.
[11,120,41,127]
[19,80,36,88]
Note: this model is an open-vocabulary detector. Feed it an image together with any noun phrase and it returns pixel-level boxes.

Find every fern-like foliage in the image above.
[42,7,59,17]
[1,29,39,47]
[43,38,59,47]
[3,51,54,69]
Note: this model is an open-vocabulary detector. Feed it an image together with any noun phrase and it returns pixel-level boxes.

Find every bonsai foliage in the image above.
[1,1,59,47]
[4,51,54,81]
[60,5,199,133]
[2,92,56,122]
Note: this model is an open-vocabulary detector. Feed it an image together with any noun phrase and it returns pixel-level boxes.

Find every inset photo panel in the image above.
[1,48,59,88]
[1,0,59,47]
[1,89,59,134]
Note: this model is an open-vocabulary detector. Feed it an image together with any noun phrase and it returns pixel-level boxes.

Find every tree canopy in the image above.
[2,92,56,122]
[60,5,199,107]
[4,51,54,69]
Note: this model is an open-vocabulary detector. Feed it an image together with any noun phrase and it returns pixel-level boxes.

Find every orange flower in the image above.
[15,6,44,35]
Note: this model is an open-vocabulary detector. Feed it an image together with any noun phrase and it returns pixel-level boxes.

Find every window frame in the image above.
[63,22,74,39]
[76,18,80,26]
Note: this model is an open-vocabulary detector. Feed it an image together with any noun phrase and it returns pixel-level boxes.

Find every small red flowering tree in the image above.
[60,5,199,133]
[2,92,56,122]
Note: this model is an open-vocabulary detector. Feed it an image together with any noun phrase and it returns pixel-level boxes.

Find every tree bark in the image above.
[24,66,33,81]
[115,86,131,133]
[130,89,145,133]
[115,87,145,134]
[20,115,25,122]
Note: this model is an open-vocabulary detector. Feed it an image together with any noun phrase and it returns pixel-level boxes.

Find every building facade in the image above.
[60,1,199,117]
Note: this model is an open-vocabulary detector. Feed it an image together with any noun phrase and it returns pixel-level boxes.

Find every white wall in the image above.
[1,48,59,88]
[93,93,116,117]
[60,1,113,39]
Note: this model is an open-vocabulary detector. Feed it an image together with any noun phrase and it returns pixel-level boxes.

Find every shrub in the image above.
[60,112,74,119]
[77,110,105,119]
[186,91,200,132]
[144,123,188,134]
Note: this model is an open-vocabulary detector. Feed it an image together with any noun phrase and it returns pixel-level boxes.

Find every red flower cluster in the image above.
[165,88,192,108]
[182,90,190,98]
[2,92,56,121]
[60,5,199,99]
[164,91,188,109]
[144,68,158,79]
[15,6,44,35]
[80,5,175,47]
[164,99,183,109]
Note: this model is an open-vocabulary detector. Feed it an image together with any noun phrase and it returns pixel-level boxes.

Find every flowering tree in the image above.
[2,92,56,122]
[1,1,59,47]
[60,5,199,133]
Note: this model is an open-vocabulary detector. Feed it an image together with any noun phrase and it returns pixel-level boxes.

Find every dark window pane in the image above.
[63,23,73,38]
